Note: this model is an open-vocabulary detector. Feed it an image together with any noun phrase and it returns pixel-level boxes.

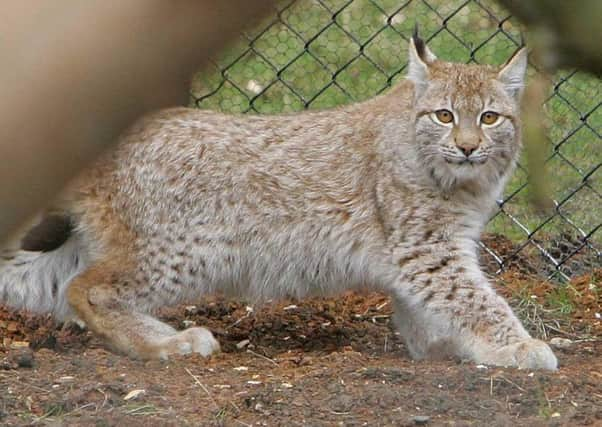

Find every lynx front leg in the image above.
[389,246,557,370]
[67,261,220,360]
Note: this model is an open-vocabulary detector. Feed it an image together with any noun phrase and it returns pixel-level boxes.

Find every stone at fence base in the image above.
[550,337,573,349]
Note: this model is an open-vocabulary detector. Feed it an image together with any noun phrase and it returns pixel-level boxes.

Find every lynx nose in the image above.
[454,127,481,158]
[457,145,477,157]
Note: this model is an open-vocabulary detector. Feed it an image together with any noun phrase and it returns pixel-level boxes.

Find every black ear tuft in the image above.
[413,24,426,58]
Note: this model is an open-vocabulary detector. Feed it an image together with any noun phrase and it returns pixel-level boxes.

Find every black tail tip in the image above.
[21,214,73,253]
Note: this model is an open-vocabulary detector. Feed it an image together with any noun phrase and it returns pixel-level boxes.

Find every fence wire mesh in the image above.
[191,0,601,282]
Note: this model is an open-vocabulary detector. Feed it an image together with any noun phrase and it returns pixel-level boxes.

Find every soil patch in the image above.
[1,255,600,425]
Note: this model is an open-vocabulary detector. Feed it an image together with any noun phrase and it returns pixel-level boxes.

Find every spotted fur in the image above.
[0,37,556,369]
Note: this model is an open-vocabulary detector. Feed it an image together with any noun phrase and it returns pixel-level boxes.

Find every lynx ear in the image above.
[498,48,528,100]
[407,33,437,97]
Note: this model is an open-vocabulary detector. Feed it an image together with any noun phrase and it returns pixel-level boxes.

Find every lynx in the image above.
[0,35,557,370]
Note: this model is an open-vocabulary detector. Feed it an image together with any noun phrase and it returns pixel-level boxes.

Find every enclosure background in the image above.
[190,0,601,282]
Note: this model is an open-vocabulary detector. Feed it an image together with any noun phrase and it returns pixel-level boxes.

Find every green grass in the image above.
[191,0,601,248]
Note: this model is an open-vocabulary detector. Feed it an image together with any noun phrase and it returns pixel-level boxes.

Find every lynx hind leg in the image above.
[67,262,220,360]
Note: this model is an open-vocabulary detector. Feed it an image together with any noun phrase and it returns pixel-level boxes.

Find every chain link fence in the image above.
[191,0,601,282]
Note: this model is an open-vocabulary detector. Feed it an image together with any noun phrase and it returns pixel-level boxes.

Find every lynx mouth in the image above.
[443,156,488,166]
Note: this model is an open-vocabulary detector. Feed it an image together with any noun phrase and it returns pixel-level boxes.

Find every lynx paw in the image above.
[158,327,221,360]
[485,339,557,370]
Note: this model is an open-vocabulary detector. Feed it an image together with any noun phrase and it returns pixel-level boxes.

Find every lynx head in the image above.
[407,34,527,193]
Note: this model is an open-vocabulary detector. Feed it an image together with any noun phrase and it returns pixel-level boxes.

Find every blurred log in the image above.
[498,0,602,73]
[0,1,275,242]
[497,1,601,213]
[522,74,555,213]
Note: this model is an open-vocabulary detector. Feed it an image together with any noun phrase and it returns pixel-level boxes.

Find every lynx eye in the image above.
[480,111,500,125]
[434,109,454,124]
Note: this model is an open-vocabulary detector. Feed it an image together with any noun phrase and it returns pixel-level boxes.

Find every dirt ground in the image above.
[1,237,601,426]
